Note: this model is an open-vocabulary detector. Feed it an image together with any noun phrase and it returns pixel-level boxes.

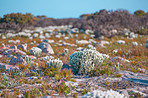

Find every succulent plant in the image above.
[25,91,31,98]
[16,72,23,76]
[24,55,32,66]
[69,49,106,75]
[68,32,73,38]
[114,63,120,71]
[37,89,43,97]
[2,73,9,81]
[62,48,69,56]
[0,83,6,88]
[0,73,20,89]
[55,81,71,96]
[46,58,63,70]
[33,63,39,70]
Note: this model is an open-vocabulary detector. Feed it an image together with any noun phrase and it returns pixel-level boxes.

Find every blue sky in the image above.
[0,0,147,18]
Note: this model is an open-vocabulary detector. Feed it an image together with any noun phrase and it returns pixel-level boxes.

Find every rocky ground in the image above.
[0,25,147,98]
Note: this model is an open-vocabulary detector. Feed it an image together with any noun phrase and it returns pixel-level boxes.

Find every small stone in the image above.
[117,40,125,44]
[37,42,54,54]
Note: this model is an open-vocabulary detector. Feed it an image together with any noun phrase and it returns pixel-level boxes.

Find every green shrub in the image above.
[134,10,146,17]
[138,28,148,35]
[69,49,105,75]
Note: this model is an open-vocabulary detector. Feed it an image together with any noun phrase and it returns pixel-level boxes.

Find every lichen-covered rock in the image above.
[89,39,97,44]
[69,49,105,75]
[17,44,27,51]
[87,45,96,50]
[112,56,130,63]
[117,40,125,44]
[64,36,69,40]
[2,35,6,39]
[146,39,148,43]
[29,37,33,40]
[82,89,127,98]
[90,35,95,38]
[95,41,109,47]
[42,39,54,43]
[55,34,61,38]
[113,49,118,53]
[85,29,94,34]
[8,40,20,44]
[76,40,90,44]
[33,33,39,38]
[10,45,17,50]
[9,54,26,65]
[37,42,54,54]
[145,39,148,48]
[6,33,17,38]
[39,35,45,39]
[18,32,31,37]
[30,47,42,57]
[0,54,3,58]
[98,36,105,40]
[132,42,138,46]
[65,81,78,87]
[145,43,148,48]
[45,33,50,38]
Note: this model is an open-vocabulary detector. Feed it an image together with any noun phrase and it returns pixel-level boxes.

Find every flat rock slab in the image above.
[119,71,148,86]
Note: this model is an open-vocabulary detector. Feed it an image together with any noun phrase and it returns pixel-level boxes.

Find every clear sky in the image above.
[0,0,147,18]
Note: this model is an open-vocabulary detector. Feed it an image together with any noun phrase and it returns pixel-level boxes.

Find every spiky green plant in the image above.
[46,58,63,70]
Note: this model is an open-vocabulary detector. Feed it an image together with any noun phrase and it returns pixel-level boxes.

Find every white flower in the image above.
[82,89,127,98]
